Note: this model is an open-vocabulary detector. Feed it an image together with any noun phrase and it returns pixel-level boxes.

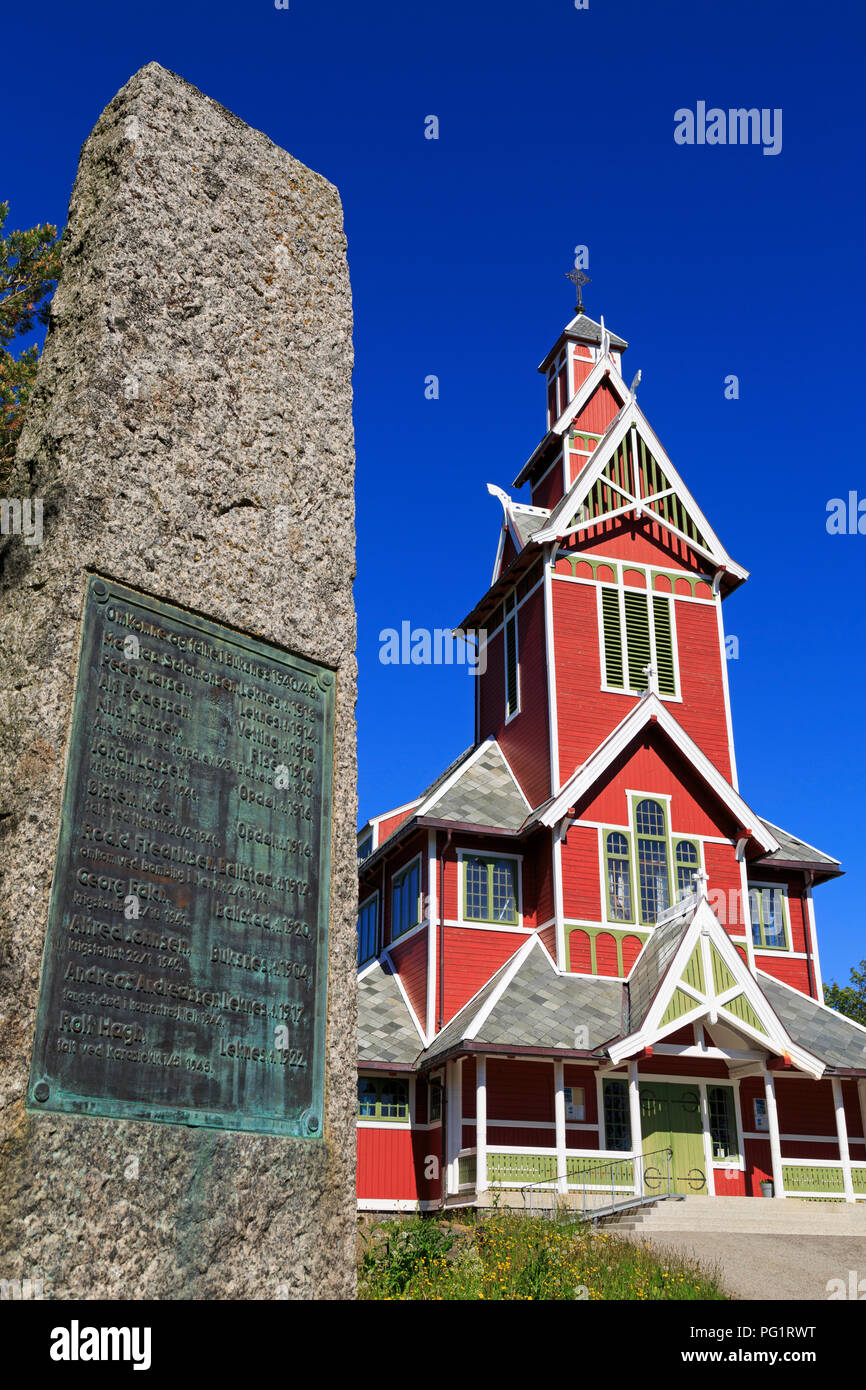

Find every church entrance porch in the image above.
[441,1057,866,1212]
[639,1083,711,1196]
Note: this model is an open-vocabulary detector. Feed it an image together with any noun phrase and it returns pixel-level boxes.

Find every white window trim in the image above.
[504,595,521,724]
[456,848,524,929]
[596,578,683,703]
[746,880,791,953]
[390,853,423,944]
[357,1072,414,1127]
[600,1072,744,1174]
[356,888,380,966]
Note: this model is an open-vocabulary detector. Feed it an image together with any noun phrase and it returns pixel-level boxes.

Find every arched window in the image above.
[675,841,699,901]
[635,798,670,923]
[605,831,633,922]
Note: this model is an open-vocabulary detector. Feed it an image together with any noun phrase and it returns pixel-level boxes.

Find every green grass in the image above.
[358,1212,728,1301]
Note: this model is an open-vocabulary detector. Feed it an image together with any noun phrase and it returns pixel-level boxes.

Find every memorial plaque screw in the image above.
[34,1083,49,1102]
[306,1114,320,1134]
[92,580,108,604]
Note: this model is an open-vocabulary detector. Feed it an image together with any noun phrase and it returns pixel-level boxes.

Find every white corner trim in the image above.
[382,947,428,1047]
[419,738,496,816]
[551,351,629,437]
[463,934,540,1043]
[492,742,533,812]
[537,694,779,855]
[608,898,824,1077]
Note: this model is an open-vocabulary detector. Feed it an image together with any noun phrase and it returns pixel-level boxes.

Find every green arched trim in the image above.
[560,554,620,581]
[564,923,648,977]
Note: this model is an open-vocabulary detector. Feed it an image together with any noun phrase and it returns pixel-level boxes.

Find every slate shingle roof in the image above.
[755,819,841,873]
[421,939,624,1064]
[625,900,697,1033]
[563,312,627,349]
[760,975,866,1071]
[358,960,422,1065]
[510,509,550,547]
[426,742,528,831]
[476,945,624,1050]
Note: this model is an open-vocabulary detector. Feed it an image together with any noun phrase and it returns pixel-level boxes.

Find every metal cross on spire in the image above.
[565,266,591,315]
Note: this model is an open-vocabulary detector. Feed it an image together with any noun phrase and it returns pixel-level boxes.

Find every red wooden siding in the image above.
[562,822,602,922]
[622,934,644,974]
[843,1079,866,1142]
[377,805,420,843]
[357,1126,418,1201]
[531,455,565,512]
[702,841,745,940]
[487,1058,555,1122]
[569,929,592,973]
[477,583,551,809]
[594,932,619,977]
[671,601,732,779]
[713,1168,746,1196]
[413,1130,442,1203]
[440,927,523,1026]
[574,733,739,840]
[539,923,557,958]
[774,1078,837,1136]
[553,577,634,778]
[389,930,428,1029]
[756,957,812,994]
[461,1056,477,1118]
[638,1057,729,1078]
[573,380,622,435]
[534,831,555,927]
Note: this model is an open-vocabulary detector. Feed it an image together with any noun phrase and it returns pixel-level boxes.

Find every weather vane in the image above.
[565,266,591,314]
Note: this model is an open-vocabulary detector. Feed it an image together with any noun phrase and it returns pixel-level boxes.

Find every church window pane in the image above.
[606,831,633,922]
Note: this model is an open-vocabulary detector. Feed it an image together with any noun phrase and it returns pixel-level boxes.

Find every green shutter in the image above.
[601,588,624,687]
[652,595,676,696]
[624,591,652,689]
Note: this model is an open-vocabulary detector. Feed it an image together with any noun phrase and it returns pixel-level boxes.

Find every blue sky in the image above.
[5,0,865,986]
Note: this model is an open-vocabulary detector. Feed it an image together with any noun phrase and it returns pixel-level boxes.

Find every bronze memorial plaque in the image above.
[28,576,335,1137]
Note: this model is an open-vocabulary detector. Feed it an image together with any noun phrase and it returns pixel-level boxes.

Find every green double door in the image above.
[639,1083,707,1196]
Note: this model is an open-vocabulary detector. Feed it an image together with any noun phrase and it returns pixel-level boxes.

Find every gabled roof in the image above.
[759,974,866,1072]
[608,894,825,1077]
[487,484,551,579]
[358,958,425,1066]
[537,692,780,856]
[421,738,530,830]
[358,915,866,1077]
[358,739,533,874]
[512,347,632,490]
[625,898,697,1032]
[421,935,624,1065]
[537,313,627,374]
[532,398,748,584]
[753,819,842,879]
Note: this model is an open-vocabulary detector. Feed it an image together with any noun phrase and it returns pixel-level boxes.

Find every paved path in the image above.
[625,1230,866,1300]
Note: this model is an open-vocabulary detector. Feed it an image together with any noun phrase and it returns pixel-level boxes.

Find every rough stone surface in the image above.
[0,63,357,1299]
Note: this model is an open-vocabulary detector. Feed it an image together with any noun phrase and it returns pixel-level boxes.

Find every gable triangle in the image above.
[681,941,705,995]
[710,942,736,994]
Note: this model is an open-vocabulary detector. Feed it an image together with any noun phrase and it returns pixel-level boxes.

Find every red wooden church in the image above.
[355,288,866,1212]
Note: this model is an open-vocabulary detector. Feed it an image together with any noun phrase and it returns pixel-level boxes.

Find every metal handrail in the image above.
[520,1146,674,1220]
